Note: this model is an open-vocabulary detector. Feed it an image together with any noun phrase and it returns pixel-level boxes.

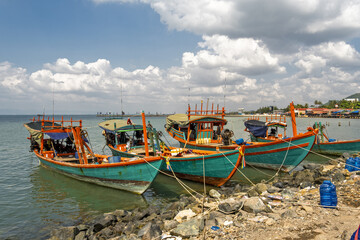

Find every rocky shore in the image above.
[49,153,360,240]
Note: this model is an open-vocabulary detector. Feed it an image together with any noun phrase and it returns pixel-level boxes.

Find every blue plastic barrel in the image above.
[75,152,79,159]
[354,157,360,171]
[108,156,121,163]
[346,157,355,172]
[328,138,336,142]
[320,180,337,209]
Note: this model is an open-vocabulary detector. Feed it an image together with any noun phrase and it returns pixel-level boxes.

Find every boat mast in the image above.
[141,111,149,157]
[121,84,123,117]
[290,102,297,136]
[223,78,226,109]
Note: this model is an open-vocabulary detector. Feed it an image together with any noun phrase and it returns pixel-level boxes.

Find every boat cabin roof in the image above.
[244,119,287,138]
[24,121,62,132]
[98,119,144,133]
[166,113,227,128]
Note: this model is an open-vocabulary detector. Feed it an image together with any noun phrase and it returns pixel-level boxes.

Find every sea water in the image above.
[0,115,359,239]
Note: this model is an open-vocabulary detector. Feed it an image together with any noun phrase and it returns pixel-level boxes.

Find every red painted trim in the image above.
[167,150,238,162]
[34,150,162,168]
[167,128,315,151]
[217,145,244,186]
[318,139,360,145]
[245,143,309,156]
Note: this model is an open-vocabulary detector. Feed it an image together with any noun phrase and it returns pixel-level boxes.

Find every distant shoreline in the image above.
[96,114,360,119]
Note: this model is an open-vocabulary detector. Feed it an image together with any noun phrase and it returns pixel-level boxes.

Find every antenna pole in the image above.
[121,84,123,116]
[223,78,226,109]
[52,79,54,119]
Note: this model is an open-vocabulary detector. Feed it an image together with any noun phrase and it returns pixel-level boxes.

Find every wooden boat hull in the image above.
[160,148,243,186]
[242,133,315,172]
[34,151,162,194]
[109,144,139,158]
[169,129,316,172]
[312,139,360,156]
[254,135,360,156]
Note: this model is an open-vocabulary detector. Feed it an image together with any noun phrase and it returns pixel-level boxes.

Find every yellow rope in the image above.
[220,150,256,186]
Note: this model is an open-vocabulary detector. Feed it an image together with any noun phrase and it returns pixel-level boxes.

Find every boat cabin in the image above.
[244,116,287,141]
[24,116,100,164]
[99,119,160,156]
[165,103,234,146]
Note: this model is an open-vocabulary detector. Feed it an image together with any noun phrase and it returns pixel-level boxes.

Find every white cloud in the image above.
[295,41,360,74]
[3,0,360,113]
[93,0,360,53]
[0,62,28,93]
[180,35,285,87]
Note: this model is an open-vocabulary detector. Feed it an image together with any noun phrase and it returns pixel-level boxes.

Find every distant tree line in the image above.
[246,99,360,114]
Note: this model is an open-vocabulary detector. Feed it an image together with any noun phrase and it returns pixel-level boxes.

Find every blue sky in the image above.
[0,0,200,72]
[1,0,360,114]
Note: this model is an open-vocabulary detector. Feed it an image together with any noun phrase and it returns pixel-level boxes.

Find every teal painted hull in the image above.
[312,139,360,156]
[179,133,316,172]
[160,149,242,186]
[35,152,162,194]
[109,145,139,158]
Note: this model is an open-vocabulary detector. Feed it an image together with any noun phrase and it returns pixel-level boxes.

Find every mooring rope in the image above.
[265,137,292,183]
[219,150,256,186]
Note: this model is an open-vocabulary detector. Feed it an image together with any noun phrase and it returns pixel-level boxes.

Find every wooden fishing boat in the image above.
[98,118,161,158]
[24,114,162,194]
[244,105,360,156]
[165,102,316,172]
[310,122,360,156]
[161,146,245,186]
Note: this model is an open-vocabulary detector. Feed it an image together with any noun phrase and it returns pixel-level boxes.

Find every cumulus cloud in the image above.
[93,0,360,53]
[2,0,360,113]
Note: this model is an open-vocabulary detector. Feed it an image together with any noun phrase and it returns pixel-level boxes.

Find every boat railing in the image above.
[187,102,225,118]
[265,115,286,123]
[246,115,286,124]
[32,115,82,129]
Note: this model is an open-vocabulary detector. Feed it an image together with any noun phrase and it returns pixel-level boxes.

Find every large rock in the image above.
[218,197,244,213]
[293,169,315,186]
[174,209,196,223]
[113,209,128,219]
[332,171,346,182]
[163,220,179,231]
[281,209,298,219]
[273,182,286,188]
[302,163,320,170]
[209,189,221,198]
[342,152,351,159]
[170,218,204,238]
[247,188,259,197]
[243,197,270,213]
[218,203,234,214]
[50,227,80,240]
[254,183,268,194]
[137,222,162,240]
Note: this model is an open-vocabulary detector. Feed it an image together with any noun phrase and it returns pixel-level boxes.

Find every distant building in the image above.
[238,107,244,115]
[344,93,360,102]
[273,109,284,115]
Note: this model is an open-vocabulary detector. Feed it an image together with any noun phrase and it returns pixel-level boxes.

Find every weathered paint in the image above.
[169,127,316,172]
[312,139,360,156]
[161,147,244,186]
[35,151,162,194]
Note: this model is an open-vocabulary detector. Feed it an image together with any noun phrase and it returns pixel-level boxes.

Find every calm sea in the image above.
[0,115,359,239]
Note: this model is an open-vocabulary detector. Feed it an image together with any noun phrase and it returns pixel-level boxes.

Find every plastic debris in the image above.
[161,234,182,240]
[268,195,283,200]
[224,220,233,226]
[211,226,220,231]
